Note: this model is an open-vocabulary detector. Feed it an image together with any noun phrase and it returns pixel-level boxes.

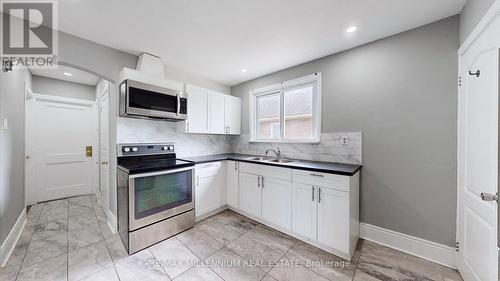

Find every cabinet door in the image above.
[291,182,317,240]
[208,92,225,134]
[186,85,208,133]
[195,174,223,217]
[226,161,239,208]
[224,95,241,135]
[261,177,292,230]
[239,172,261,218]
[317,187,349,252]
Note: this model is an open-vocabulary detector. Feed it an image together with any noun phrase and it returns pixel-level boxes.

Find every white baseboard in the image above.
[195,206,228,222]
[95,192,116,235]
[360,223,457,269]
[105,207,117,234]
[0,208,26,268]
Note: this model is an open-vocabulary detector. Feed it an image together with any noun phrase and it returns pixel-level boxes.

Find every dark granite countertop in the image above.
[179,153,361,176]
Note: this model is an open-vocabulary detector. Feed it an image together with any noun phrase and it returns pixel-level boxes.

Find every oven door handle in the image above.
[129,166,194,179]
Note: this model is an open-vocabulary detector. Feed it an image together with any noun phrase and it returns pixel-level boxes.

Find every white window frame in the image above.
[249,73,321,143]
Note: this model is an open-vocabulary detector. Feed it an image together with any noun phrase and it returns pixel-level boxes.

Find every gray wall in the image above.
[0,65,31,246]
[32,76,96,101]
[460,0,495,43]
[231,16,459,247]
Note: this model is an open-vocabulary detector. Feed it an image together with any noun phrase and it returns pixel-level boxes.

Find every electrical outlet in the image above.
[341,135,349,146]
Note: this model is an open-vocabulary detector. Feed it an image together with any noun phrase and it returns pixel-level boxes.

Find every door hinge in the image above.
[455,242,460,252]
[458,76,462,87]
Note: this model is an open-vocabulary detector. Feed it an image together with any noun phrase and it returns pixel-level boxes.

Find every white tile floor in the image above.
[0,195,463,281]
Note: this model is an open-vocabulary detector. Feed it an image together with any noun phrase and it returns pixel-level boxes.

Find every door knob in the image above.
[480,192,498,202]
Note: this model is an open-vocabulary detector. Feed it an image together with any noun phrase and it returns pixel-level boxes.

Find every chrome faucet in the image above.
[265,147,282,159]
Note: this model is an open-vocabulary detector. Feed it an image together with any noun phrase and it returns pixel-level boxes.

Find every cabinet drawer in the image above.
[239,162,291,181]
[195,162,223,178]
[292,170,349,192]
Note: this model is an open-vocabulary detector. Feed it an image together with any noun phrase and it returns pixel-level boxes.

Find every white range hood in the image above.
[119,53,183,92]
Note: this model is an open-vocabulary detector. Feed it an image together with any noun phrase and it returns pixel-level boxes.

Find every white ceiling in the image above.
[56,0,466,86]
[30,64,100,86]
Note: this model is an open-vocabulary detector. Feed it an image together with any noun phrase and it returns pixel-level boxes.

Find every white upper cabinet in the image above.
[224,95,241,135]
[180,84,241,135]
[208,92,225,134]
[183,84,208,133]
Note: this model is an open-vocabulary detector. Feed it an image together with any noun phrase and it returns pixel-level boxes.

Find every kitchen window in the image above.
[249,73,321,143]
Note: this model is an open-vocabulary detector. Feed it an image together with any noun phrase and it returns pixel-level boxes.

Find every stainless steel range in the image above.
[117,143,195,254]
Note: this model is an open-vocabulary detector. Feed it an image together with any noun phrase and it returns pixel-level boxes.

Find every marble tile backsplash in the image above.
[117,118,232,157]
[117,118,362,164]
[231,132,362,165]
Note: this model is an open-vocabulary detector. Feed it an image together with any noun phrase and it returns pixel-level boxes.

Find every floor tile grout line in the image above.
[66,199,69,281]
[193,217,258,281]
[90,195,122,281]
[147,245,175,280]
[191,212,267,280]
[171,236,226,281]
[13,202,46,281]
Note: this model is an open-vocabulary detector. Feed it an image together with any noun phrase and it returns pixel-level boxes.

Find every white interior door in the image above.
[31,95,98,203]
[457,18,499,280]
[99,81,110,210]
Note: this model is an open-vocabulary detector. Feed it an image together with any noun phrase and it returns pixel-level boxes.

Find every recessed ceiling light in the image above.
[346,26,357,33]
[63,72,73,76]
[241,68,247,73]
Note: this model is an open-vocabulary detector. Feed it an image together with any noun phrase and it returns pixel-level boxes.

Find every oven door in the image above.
[128,166,194,231]
[121,79,187,120]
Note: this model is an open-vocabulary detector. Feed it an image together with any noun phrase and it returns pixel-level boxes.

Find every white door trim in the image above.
[459,0,500,55]
[32,93,96,107]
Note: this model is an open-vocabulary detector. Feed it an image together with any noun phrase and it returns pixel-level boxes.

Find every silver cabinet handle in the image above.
[318,187,322,203]
[196,176,200,186]
[481,192,498,202]
[234,162,238,171]
[310,173,324,177]
[257,176,261,188]
[261,176,264,188]
[312,186,315,201]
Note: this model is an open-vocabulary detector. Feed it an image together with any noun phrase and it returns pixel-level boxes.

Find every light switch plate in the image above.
[3,118,8,131]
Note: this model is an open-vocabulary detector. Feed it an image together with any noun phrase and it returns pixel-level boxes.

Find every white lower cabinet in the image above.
[261,177,292,230]
[317,187,349,253]
[291,182,317,240]
[199,159,359,260]
[238,172,261,217]
[226,161,239,208]
[195,162,225,218]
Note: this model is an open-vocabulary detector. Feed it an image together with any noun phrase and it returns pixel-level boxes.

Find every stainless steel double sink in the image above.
[245,156,296,164]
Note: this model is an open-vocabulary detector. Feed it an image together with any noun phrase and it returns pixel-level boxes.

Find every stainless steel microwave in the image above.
[119,79,187,121]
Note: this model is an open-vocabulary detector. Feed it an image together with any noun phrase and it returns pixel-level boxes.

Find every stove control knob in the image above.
[132,147,138,152]
[123,147,130,152]
[162,146,168,151]
[168,146,174,151]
